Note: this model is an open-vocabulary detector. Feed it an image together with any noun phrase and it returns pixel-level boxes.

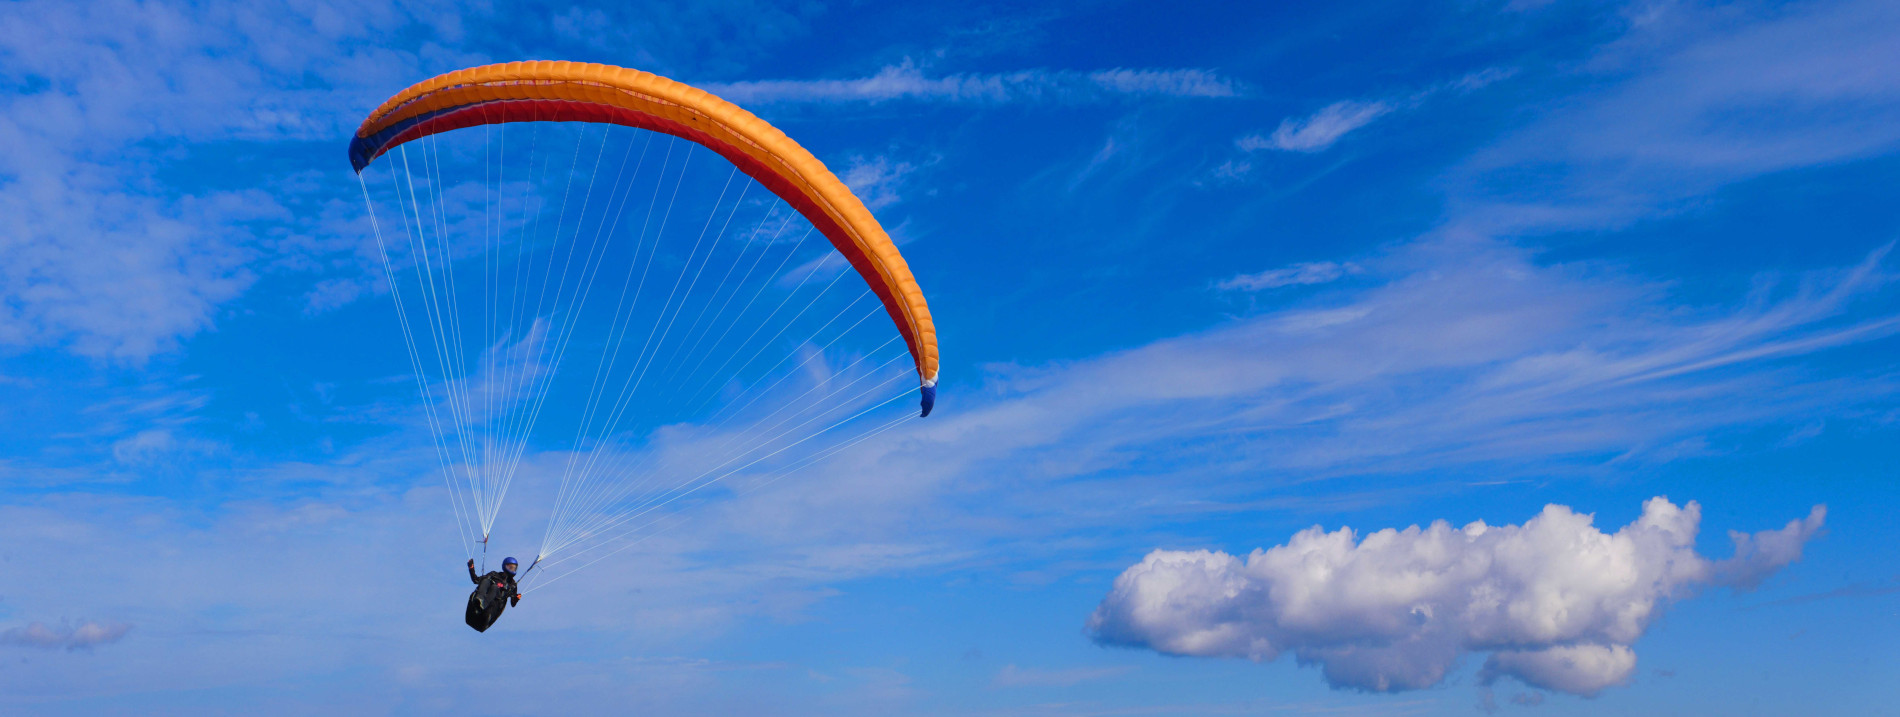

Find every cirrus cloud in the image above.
[705,61,1241,106]
[1243,100,1393,153]
[1217,261,1363,291]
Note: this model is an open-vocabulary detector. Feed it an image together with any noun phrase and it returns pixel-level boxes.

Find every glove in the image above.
[467,559,475,568]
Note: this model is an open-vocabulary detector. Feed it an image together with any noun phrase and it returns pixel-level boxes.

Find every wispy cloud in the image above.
[11,229,1878,707]
[1087,498,1824,696]
[1244,100,1393,153]
[110,428,222,466]
[993,664,1134,687]
[0,213,1888,716]
[1750,576,1900,608]
[807,239,1899,530]
[1216,261,1363,291]
[0,1,455,359]
[1,620,131,650]
[838,154,925,212]
[651,236,1900,635]
[1230,68,1512,157]
[775,154,927,286]
[1452,0,1900,234]
[705,62,1241,105]
[1,2,1894,711]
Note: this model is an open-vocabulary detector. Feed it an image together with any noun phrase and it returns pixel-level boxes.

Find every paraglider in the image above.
[347,61,941,628]
[465,557,523,632]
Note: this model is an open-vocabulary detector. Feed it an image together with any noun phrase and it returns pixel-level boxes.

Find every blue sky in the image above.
[2,0,1898,714]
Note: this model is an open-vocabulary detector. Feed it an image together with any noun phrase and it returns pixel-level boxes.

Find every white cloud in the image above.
[705,62,1241,105]
[771,154,923,288]
[1246,100,1393,153]
[1481,644,1635,696]
[404,228,1891,636]
[777,252,852,287]
[1086,498,1825,695]
[1453,0,1900,234]
[1087,68,1241,98]
[805,238,1898,532]
[0,236,1885,711]
[303,277,369,315]
[0,0,454,359]
[1,620,130,650]
[0,474,881,710]
[110,428,220,466]
[1448,67,1517,94]
[0,180,277,359]
[1217,261,1363,291]
[1206,158,1253,183]
[838,155,920,212]
[993,664,1134,687]
[1717,507,1829,589]
[1222,67,1511,167]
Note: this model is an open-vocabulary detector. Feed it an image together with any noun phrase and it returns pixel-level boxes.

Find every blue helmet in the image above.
[503,557,519,567]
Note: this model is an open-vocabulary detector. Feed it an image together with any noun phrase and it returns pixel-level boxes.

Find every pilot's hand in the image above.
[467,559,475,568]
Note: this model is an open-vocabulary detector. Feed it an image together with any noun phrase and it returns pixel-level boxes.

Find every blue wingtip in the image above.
[920,385,936,417]
[348,136,373,173]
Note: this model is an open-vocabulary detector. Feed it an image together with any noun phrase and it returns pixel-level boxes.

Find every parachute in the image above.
[349,62,939,594]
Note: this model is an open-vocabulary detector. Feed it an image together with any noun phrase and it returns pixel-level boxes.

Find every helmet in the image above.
[503,557,519,567]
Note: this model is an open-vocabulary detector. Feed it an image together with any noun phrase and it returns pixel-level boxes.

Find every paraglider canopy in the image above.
[350,61,938,414]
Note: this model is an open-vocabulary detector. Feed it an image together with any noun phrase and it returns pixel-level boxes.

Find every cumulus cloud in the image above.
[1,620,131,650]
[1481,644,1635,695]
[1086,498,1825,696]
[706,62,1240,105]
[1217,261,1363,291]
[1714,508,1828,589]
